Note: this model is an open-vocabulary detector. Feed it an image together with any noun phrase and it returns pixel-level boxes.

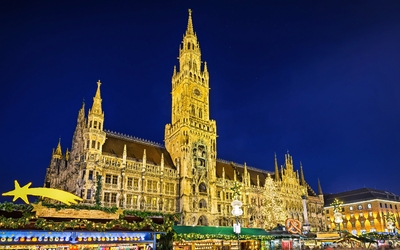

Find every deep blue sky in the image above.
[1,1,400,202]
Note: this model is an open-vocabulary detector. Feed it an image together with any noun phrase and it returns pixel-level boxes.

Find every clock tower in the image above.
[165,9,217,225]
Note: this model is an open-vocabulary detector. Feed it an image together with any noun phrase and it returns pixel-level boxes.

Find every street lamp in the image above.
[231,199,243,250]
[385,213,396,233]
[301,195,311,234]
[231,181,242,250]
[331,199,343,233]
[334,212,343,232]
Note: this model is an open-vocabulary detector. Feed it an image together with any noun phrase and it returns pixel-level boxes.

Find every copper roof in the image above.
[102,131,175,168]
[216,159,273,186]
[324,188,400,206]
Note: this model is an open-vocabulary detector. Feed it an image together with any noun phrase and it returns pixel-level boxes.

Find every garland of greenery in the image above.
[0,202,32,213]
[364,232,399,240]
[95,175,102,206]
[0,202,179,233]
[173,233,274,241]
[32,216,175,232]
[39,202,119,214]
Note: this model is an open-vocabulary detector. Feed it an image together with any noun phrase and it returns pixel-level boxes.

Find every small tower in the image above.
[318,178,324,200]
[83,80,106,160]
[274,152,280,181]
[300,162,306,186]
[164,9,217,226]
[52,139,63,160]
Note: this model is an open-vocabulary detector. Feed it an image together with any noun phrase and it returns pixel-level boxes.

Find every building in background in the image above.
[44,10,325,231]
[324,188,400,235]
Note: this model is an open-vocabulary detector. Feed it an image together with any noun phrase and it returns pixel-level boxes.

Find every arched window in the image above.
[199,199,207,209]
[199,183,207,193]
[198,215,208,226]
[192,184,196,194]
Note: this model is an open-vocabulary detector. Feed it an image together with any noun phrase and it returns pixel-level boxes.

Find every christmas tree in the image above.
[260,174,286,230]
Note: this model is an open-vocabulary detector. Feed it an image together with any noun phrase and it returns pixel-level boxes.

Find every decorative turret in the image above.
[65,148,70,161]
[122,144,127,166]
[90,80,103,115]
[52,139,62,159]
[285,151,293,171]
[274,152,280,181]
[318,178,323,196]
[300,162,306,186]
[186,9,194,35]
[83,80,106,158]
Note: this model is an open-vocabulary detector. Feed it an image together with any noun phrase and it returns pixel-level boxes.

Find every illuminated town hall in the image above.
[44,10,325,231]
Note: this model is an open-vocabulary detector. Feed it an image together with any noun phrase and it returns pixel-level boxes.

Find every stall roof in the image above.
[173,226,270,237]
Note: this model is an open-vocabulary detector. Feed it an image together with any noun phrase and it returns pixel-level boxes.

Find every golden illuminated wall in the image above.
[44,9,325,231]
[325,199,400,234]
[164,9,217,226]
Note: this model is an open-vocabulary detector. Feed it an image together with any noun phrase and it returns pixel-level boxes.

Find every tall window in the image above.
[147,180,157,193]
[104,192,110,202]
[86,189,92,199]
[112,175,118,185]
[132,196,138,208]
[165,183,174,195]
[151,198,157,209]
[88,170,93,180]
[127,177,133,188]
[126,194,132,205]
[105,174,111,184]
[199,183,207,193]
[199,199,207,209]
[133,178,139,189]
[111,193,117,203]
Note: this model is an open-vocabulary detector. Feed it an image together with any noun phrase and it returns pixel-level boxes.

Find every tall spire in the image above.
[300,162,306,186]
[318,178,323,195]
[52,138,62,159]
[186,9,194,35]
[90,80,103,115]
[274,152,280,181]
[78,101,85,121]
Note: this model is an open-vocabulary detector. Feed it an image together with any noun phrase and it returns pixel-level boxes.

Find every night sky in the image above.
[1,1,400,202]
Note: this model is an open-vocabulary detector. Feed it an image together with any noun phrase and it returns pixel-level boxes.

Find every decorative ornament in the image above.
[2,180,82,205]
[285,218,302,234]
[230,181,242,200]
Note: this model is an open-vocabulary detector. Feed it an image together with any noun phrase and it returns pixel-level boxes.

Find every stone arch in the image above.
[199,199,207,209]
[198,215,208,226]
[199,182,207,193]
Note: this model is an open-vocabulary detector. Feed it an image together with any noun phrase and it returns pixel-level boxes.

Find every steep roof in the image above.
[102,131,317,195]
[216,159,273,186]
[324,188,400,207]
[102,131,175,168]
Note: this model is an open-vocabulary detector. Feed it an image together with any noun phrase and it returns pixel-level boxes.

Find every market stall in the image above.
[172,225,273,250]
[0,230,157,250]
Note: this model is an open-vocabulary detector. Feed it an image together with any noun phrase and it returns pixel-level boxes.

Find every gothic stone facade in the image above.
[44,10,325,231]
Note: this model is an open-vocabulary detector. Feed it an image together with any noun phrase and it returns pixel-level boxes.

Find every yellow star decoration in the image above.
[2,180,82,205]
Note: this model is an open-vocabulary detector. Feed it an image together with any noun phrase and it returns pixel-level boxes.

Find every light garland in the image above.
[230,181,242,199]
[0,202,179,232]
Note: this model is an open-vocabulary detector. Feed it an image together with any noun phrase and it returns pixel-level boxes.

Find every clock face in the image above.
[194,88,201,97]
